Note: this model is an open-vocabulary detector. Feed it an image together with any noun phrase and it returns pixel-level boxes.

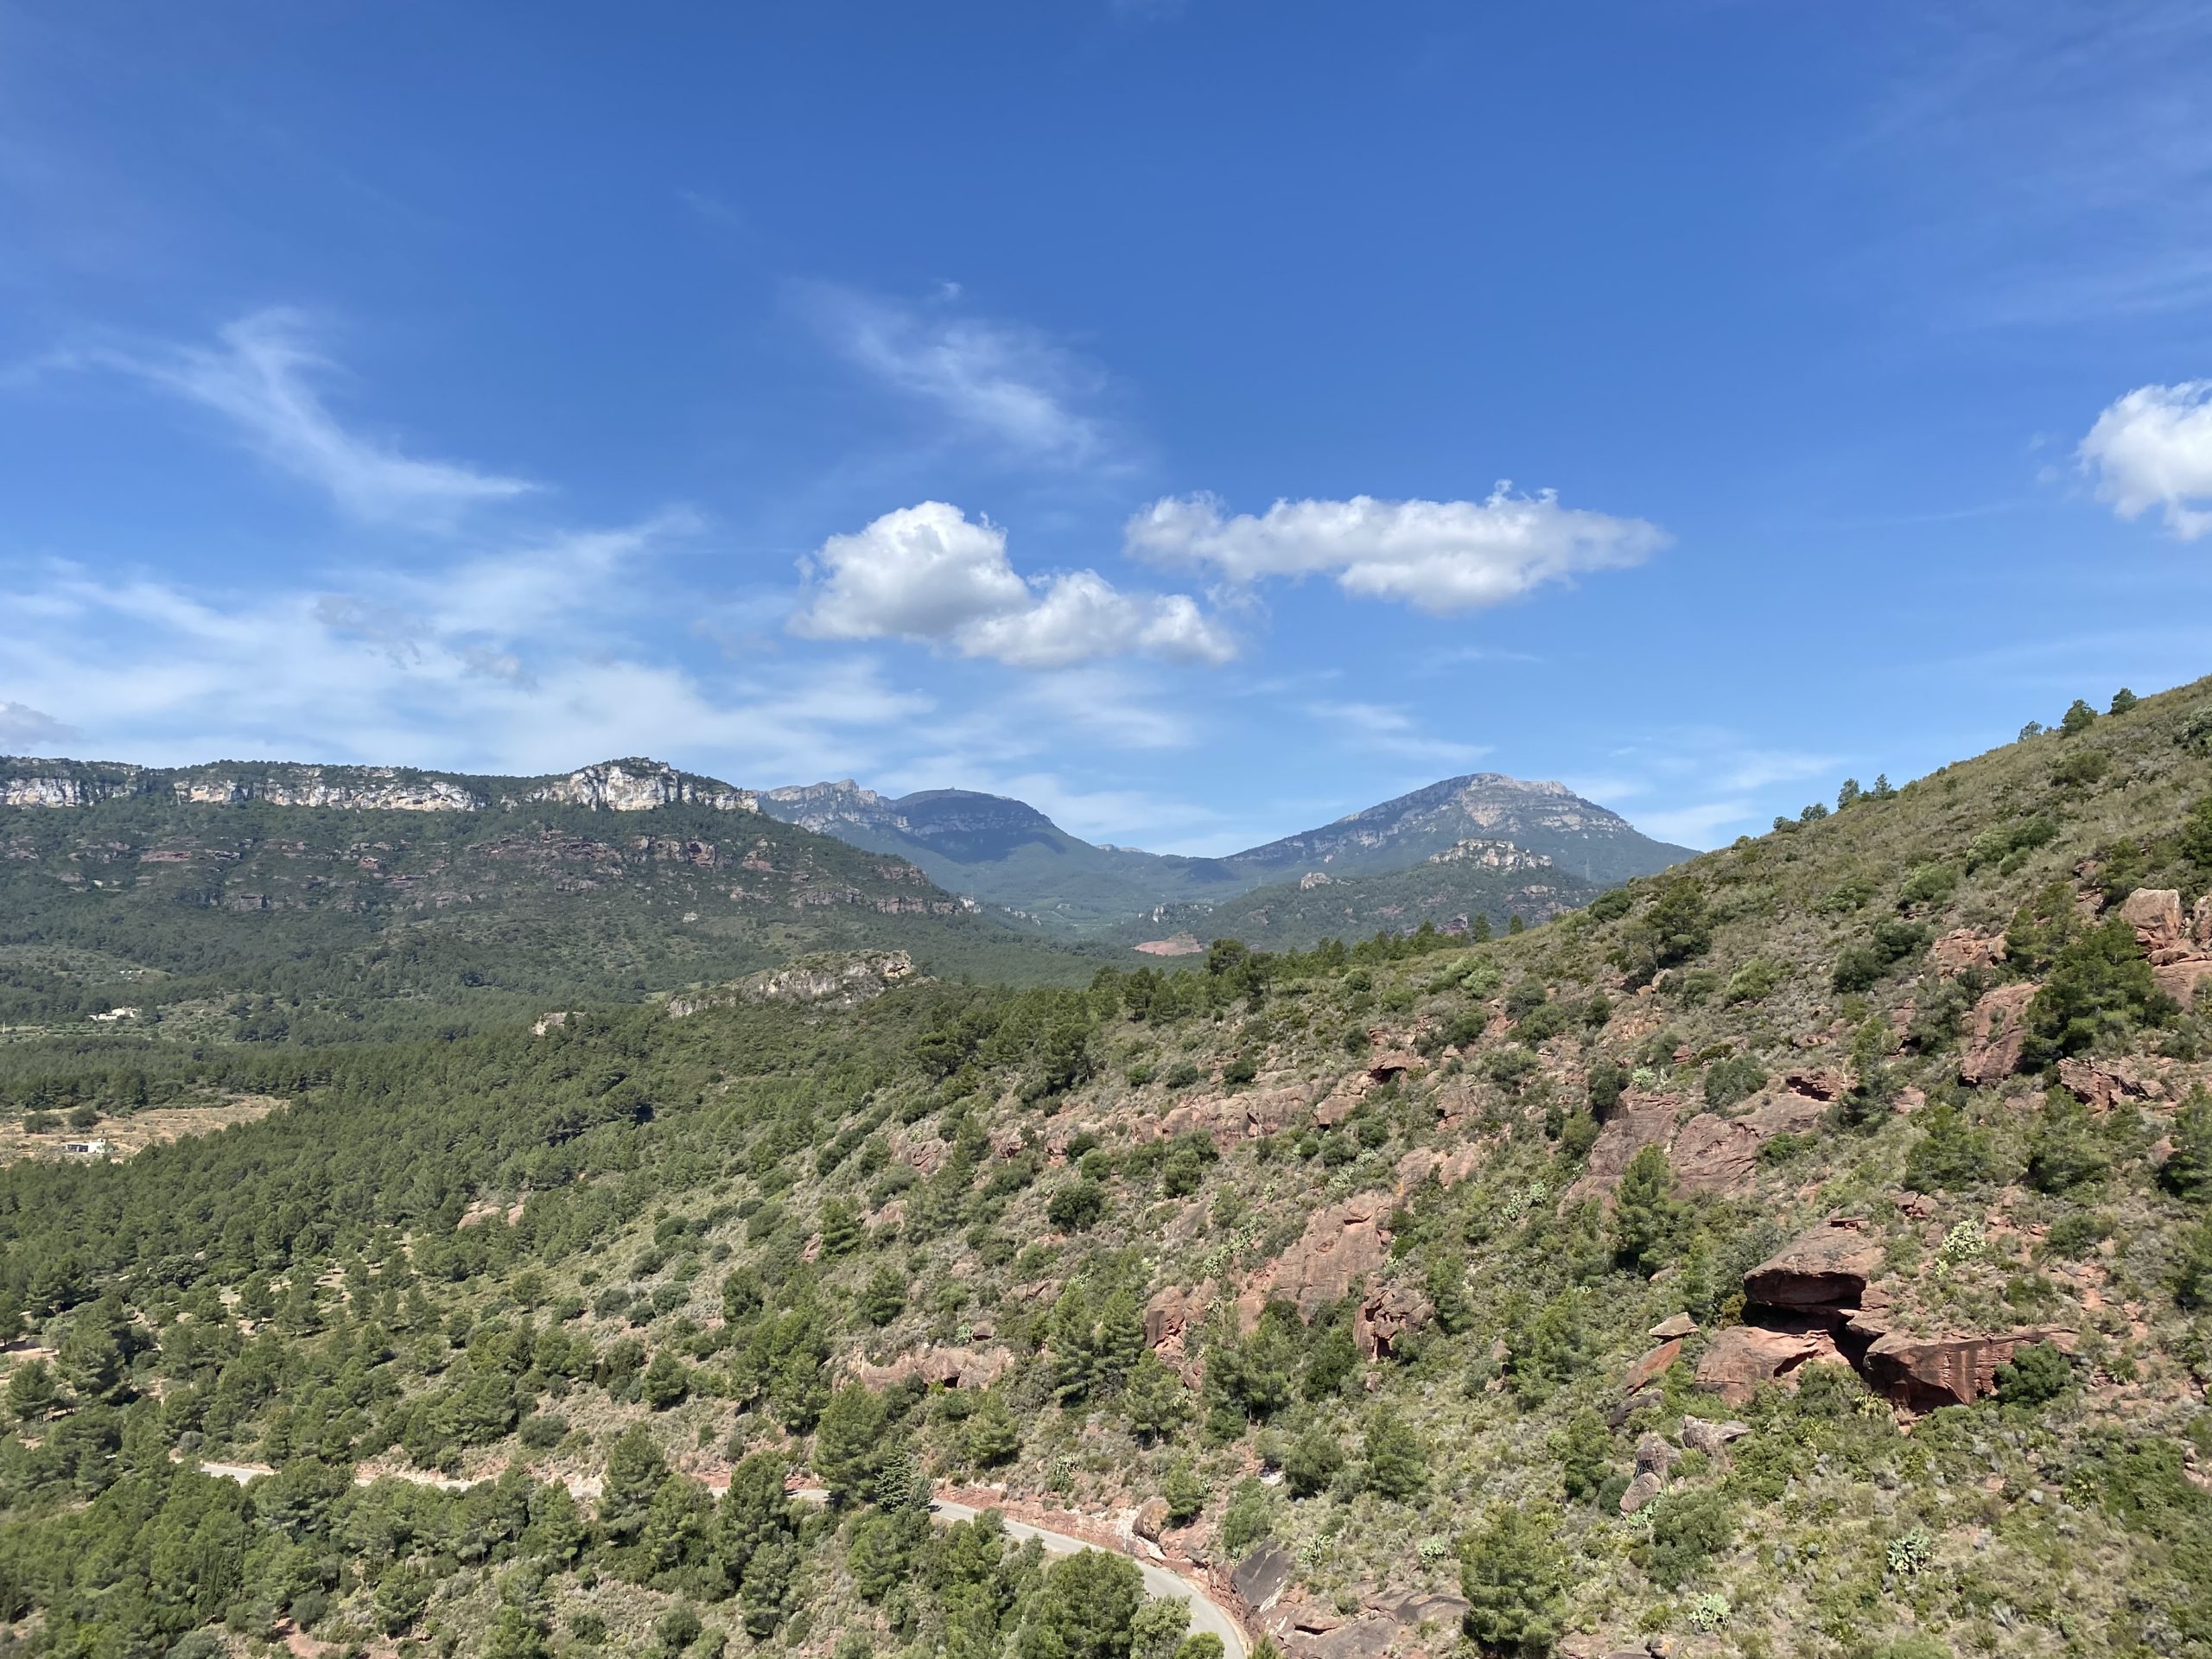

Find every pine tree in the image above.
[1095,1288,1144,1390]
[1550,1409,1612,1502]
[966,1389,1022,1467]
[1362,1408,1427,1501]
[1611,1145,1681,1276]
[814,1383,890,1504]
[2162,1086,2212,1201]
[1282,1422,1344,1497]
[1459,1504,1567,1657]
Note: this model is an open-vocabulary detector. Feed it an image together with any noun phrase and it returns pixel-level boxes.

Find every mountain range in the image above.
[757,772,1691,932]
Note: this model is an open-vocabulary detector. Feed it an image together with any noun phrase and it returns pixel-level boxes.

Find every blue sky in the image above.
[5,3,2212,855]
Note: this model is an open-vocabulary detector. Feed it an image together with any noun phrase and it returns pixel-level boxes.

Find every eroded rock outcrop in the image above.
[852,1344,1013,1391]
[1353,1286,1433,1359]
[1243,1198,1391,1323]
[1694,1324,1841,1406]
[668,950,917,1014]
[1961,982,2037,1084]
[1669,1089,1828,1195]
[1859,1327,2075,1409]
[1570,1091,1682,1198]
[1744,1217,1884,1313]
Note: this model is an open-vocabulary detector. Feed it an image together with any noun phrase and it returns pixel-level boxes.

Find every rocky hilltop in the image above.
[0,754,759,815]
[1227,772,1691,886]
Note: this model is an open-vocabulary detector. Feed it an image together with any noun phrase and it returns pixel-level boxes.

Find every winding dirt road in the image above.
[193,1460,1245,1659]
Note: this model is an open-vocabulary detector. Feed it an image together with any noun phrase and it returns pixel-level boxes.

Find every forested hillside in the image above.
[0,788,1089,1048]
[2,679,2211,1659]
[1115,842,1600,954]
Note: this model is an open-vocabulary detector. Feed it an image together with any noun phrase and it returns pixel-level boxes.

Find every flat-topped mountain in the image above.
[0,755,1087,1042]
[0,754,757,815]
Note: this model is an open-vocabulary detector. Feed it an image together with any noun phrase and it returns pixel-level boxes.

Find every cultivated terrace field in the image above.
[3,680,2212,1659]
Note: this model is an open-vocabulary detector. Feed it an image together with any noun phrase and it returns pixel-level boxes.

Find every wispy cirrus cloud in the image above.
[803,283,1128,470]
[62,309,534,526]
[1305,700,1489,769]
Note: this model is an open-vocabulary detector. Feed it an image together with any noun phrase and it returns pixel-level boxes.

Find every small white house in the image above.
[61,1139,108,1157]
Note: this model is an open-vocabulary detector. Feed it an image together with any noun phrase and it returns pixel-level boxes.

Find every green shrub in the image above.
[1702,1056,1766,1109]
[1219,1479,1276,1556]
[1898,862,1959,907]
[1994,1340,2072,1408]
[2023,918,2176,1067]
[1902,1099,2004,1192]
[1967,814,2057,874]
[1638,1489,1735,1587]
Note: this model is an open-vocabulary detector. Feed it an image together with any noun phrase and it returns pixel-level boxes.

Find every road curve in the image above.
[928,1496,1247,1659]
[194,1460,1245,1659]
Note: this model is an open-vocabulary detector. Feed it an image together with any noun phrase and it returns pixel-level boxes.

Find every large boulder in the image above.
[1569,1091,1682,1198]
[1961,982,2037,1085]
[1244,1198,1391,1321]
[1669,1090,1828,1195]
[1353,1285,1433,1359]
[2120,888,2188,954]
[1931,929,2005,977]
[2056,1055,2166,1113]
[1680,1416,1751,1457]
[1861,1327,2075,1408]
[1142,1284,1212,1362]
[1694,1324,1840,1406]
[1622,1338,1682,1393]
[1230,1542,1296,1612]
[1744,1217,1884,1312]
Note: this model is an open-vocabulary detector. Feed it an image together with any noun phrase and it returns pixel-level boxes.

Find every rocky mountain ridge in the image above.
[0,755,759,815]
[760,775,1688,934]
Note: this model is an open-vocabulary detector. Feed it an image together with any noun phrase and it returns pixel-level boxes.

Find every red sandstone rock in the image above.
[1860,1326,2075,1408]
[1961,982,2037,1085]
[1931,929,2006,977]
[1243,1198,1392,1322]
[1745,1217,1884,1311]
[2056,1055,2165,1113]
[1694,1325,1840,1405]
[1623,1338,1682,1392]
[1569,1091,1682,1199]
[1143,1284,1213,1361]
[1354,1285,1433,1359]
[1670,1090,1828,1195]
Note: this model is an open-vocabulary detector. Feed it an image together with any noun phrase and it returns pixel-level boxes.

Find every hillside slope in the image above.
[3,681,2211,1659]
[0,757,1091,1043]
[1117,839,1604,952]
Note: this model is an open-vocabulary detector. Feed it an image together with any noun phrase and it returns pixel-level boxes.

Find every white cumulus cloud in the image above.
[790,501,1234,669]
[2078,380,2212,538]
[1124,484,1668,613]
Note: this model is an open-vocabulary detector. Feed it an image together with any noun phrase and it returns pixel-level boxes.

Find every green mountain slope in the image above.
[1112,839,1604,952]
[762,772,1689,934]
[3,681,2212,1658]
[760,780,1248,929]
[0,756,1094,1043]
